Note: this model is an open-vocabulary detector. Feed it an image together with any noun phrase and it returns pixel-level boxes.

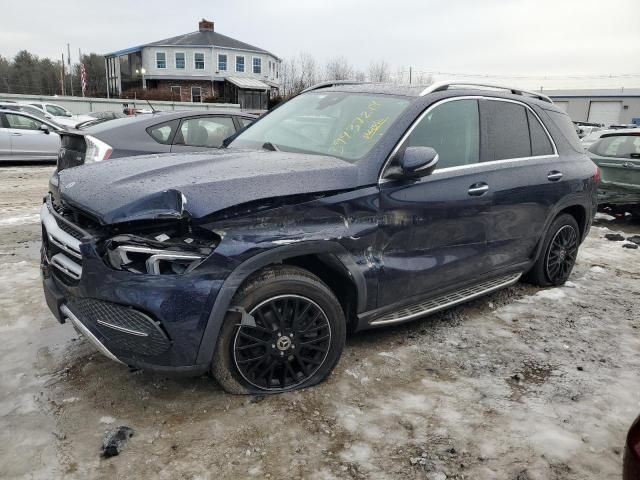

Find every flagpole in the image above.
[79,48,85,97]
[67,43,74,96]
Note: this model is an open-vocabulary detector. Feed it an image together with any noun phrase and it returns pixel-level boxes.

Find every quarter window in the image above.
[156,52,166,69]
[482,100,531,161]
[527,110,554,156]
[175,52,185,69]
[253,57,261,74]
[146,120,179,145]
[194,53,205,70]
[236,56,245,73]
[218,54,227,71]
[407,99,480,169]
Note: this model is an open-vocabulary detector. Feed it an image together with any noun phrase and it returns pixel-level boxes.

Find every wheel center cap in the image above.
[276,336,292,351]
[559,249,566,261]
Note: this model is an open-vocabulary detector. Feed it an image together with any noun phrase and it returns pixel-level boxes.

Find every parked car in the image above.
[41,81,598,394]
[0,109,64,162]
[0,102,66,127]
[624,415,640,479]
[28,102,93,128]
[55,110,257,173]
[587,129,640,217]
[581,128,615,150]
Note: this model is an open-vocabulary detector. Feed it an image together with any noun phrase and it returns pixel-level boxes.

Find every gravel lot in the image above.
[1,165,639,480]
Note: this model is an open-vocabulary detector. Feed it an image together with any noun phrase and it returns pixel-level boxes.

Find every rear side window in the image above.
[408,99,480,169]
[545,110,583,152]
[482,100,531,161]
[147,120,179,145]
[527,110,554,156]
[590,135,640,158]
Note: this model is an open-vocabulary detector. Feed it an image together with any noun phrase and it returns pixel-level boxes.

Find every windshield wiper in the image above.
[262,142,280,152]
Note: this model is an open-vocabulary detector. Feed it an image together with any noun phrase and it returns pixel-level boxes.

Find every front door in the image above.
[377,98,493,307]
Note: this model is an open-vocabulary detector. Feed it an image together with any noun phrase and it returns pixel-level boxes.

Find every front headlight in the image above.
[105,232,218,275]
[85,135,113,163]
[109,245,207,275]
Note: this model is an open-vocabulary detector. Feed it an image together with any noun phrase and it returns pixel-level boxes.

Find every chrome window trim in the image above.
[379,95,559,183]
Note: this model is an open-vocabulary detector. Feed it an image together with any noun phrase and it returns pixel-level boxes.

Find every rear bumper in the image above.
[598,186,640,206]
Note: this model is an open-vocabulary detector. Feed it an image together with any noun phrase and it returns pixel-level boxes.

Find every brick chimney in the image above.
[199,18,214,32]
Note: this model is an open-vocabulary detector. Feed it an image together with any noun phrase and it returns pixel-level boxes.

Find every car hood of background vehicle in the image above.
[58,149,361,224]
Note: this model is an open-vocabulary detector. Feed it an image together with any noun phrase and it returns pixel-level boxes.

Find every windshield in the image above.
[230,92,410,161]
[46,104,70,116]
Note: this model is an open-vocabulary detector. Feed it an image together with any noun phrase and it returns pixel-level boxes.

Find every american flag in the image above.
[80,63,88,96]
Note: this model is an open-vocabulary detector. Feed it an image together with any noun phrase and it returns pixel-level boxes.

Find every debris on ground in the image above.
[604,233,625,241]
[627,235,640,245]
[101,426,135,458]
[623,243,639,249]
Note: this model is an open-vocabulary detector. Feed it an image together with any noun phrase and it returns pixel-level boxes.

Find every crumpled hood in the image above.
[58,149,361,224]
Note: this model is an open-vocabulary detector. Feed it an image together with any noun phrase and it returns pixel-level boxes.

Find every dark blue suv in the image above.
[41,81,599,393]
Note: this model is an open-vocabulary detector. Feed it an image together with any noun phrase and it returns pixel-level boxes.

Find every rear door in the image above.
[3,113,60,160]
[170,115,236,153]
[589,133,640,192]
[477,98,561,270]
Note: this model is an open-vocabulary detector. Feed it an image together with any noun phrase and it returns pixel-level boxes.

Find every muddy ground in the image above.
[1,165,639,480]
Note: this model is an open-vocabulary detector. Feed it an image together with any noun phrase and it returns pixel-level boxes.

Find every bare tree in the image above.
[368,60,391,83]
[414,72,434,86]
[324,56,354,81]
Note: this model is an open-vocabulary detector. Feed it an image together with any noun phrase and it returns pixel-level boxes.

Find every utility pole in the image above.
[409,66,412,85]
[60,53,66,95]
[67,43,74,96]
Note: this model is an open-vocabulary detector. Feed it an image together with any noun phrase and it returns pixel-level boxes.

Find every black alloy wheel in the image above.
[233,294,332,391]
[545,224,579,283]
[211,265,346,394]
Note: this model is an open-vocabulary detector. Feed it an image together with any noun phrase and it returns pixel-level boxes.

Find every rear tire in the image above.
[211,265,346,394]
[524,214,580,287]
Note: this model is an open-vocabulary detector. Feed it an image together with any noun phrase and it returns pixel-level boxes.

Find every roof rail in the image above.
[420,81,553,104]
[300,80,369,94]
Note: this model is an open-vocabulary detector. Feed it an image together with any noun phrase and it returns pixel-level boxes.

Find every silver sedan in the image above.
[0,110,63,162]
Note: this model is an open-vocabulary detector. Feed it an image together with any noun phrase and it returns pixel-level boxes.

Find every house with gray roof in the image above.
[104,19,280,109]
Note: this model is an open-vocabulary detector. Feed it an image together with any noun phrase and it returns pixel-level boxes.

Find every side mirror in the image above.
[387,146,439,179]
[39,124,50,134]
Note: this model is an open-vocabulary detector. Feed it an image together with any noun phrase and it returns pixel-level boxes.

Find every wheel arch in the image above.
[533,201,589,263]
[196,241,365,365]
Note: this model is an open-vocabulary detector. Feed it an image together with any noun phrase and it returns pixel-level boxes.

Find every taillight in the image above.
[593,166,601,184]
[84,135,113,163]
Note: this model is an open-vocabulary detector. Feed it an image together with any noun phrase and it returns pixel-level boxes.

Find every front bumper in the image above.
[40,197,232,376]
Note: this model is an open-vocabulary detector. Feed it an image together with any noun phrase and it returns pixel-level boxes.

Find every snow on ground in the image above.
[0,165,639,479]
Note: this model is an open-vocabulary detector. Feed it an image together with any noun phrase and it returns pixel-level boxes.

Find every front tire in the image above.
[211,265,346,394]
[524,213,580,287]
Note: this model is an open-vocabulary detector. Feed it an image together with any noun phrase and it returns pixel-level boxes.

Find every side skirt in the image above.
[363,272,522,327]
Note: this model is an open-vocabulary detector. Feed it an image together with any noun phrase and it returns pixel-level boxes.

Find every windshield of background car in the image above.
[46,104,69,116]
[230,92,410,161]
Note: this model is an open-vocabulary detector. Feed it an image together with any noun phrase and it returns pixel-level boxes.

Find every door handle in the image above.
[547,171,563,181]
[468,182,489,196]
[10,132,22,136]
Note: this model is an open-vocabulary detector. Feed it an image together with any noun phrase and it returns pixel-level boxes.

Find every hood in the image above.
[58,149,361,224]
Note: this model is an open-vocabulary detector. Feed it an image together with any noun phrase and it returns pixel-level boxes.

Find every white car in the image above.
[28,102,93,128]
[0,109,63,162]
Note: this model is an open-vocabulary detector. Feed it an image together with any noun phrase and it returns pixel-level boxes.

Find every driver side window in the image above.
[407,99,480,169]
[5,113,42,130]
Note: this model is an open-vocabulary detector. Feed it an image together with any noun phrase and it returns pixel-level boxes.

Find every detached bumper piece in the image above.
[67,298,172,357]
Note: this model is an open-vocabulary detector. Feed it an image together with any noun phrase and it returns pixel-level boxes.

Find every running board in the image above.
[369,272,522,326]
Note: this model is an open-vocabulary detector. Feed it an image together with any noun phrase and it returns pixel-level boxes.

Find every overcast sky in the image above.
[2,0,639,89]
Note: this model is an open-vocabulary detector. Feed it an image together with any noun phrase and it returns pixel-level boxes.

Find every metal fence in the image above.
[0,93,240,115]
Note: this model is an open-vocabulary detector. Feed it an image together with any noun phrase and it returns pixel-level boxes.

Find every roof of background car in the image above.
[82,109,252,134]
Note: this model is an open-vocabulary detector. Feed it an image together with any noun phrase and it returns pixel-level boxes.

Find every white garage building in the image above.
[543,88,640,127]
